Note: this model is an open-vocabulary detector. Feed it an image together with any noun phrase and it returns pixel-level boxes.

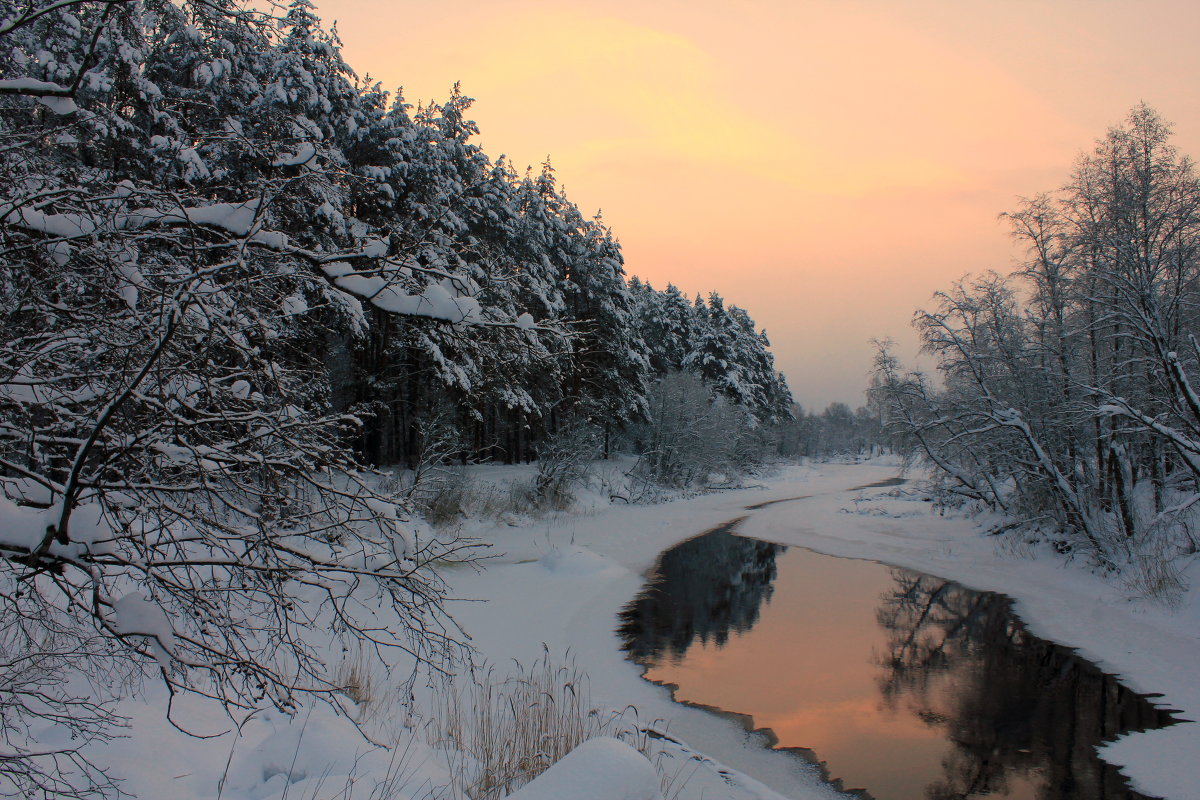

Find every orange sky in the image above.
[313,0,1200,409]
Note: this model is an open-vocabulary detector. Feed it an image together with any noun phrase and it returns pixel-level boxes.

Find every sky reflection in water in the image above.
[618,529,1174,800]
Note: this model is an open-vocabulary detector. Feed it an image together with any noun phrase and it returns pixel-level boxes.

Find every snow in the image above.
[0,78,63,93]
[369,281,482,323]
[220,709,365,795]
[42,460,1200,800]
[364,495,414,554]
[119,199,261,236]
[538,545,621,578]
[282,292,308,316]
[360,237,389,258]
[4,205,97,238]
[1,477,53,506]
[0,494,48,551]
[271,142,317,167]
[37,94,78,114]
[112,594,176,669]
[0,495,113,557]
[114,253,143,310]
[321,262,484,323]
[66,501,114,549]
[6,199,271,242]
[733,462,1200,800]
[507,738,658,800]
[46,239,72,265]
[1104,726,1200,800]
[249,228,291,249]
[0,77,75,107]
[442,459,1200,800]
[171,200,260,235]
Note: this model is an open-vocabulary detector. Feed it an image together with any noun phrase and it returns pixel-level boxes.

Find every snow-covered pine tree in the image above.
[684,292,750,405]
[726,302,794,423]
[629,279,697,375]
[569,235,648,453]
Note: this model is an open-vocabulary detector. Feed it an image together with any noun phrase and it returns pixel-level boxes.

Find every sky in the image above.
[312,0,1200,410]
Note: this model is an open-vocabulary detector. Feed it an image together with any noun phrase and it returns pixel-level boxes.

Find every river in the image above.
[619,523,1176,800]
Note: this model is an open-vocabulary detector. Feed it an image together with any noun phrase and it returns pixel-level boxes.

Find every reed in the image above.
[429,650,670,800]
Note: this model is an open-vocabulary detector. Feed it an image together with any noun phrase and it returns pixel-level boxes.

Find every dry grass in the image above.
[400,467,552,529]
[335,647,376,715]
[428,650,672,800]
[1124,545,1186,606]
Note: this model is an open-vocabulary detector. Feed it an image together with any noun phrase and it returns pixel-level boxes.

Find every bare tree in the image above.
[874,105,1200,573]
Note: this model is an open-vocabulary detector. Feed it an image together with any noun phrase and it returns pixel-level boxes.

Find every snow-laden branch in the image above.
[2,196,549,328]
[0,77,79,113]
[0,0,135,35]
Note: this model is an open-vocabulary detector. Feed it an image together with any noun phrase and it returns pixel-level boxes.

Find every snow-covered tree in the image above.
[0,3,475,795]
[0,2,798,791]
[681,292,792,422]
[874,105,1200,577]
[628,279,696,374]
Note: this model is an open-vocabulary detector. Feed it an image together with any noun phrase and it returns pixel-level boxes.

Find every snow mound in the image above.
[221,711,365,800]
[271,142,316,167]
[539,546,621,577]
[508,737,659,800]
[0,495,47,551]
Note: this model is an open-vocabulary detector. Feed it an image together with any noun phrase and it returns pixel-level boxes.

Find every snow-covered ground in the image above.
[733,463,1200,800]
[94,460,1199,800]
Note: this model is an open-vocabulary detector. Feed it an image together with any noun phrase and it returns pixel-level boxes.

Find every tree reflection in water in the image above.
[619,523,785,664]
[875,571,1176,800]
[620,528,1179,800]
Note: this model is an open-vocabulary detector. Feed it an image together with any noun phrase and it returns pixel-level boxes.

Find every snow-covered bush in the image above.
[627,372,770,492]
[527,422,603,509]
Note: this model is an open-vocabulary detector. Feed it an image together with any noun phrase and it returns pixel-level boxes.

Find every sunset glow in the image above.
[315,0,1200,407]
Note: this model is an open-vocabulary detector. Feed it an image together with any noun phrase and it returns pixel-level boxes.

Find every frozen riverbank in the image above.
[92,460,1199,800]
[734,465,1200,800]
[451,459,1199,800]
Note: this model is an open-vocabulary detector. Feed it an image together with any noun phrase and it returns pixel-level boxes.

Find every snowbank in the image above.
[70,460,1200,800]
[507,738,658,800]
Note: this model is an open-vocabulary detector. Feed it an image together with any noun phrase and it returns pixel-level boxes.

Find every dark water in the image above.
[618,527,1177,800]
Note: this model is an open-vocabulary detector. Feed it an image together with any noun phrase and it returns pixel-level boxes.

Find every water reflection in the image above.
[876,572,1173,800]
[620,528,1175,800]
[618,520,785,663]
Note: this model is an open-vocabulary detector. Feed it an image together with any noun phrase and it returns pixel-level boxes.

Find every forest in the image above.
[0,0,800,795]
[873,104,1200,597]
